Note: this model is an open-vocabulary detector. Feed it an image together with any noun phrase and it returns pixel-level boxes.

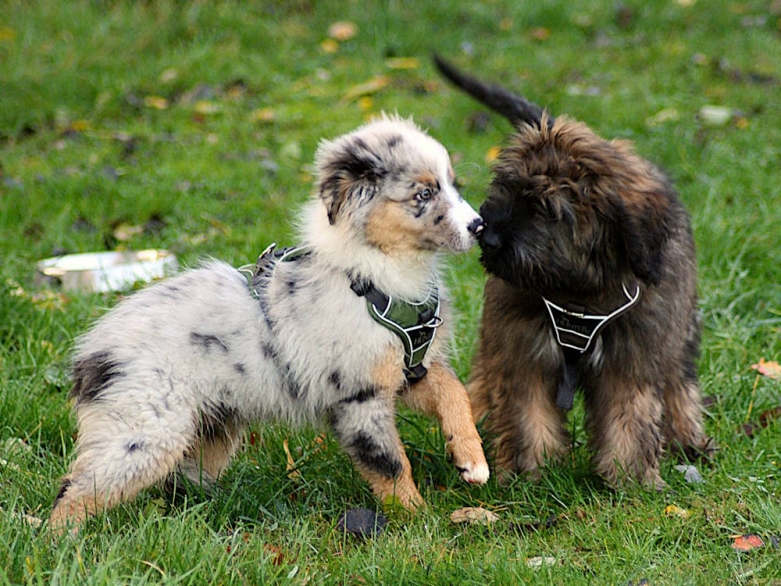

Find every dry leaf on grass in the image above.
[450,506,499,525]
[751,358,781,379]
[328,21,357,41]
[341,76,389,103]
[732,534,764,551]
[664,504,690,519]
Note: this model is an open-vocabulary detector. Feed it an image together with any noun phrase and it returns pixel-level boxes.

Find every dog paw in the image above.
[457,461,490,485]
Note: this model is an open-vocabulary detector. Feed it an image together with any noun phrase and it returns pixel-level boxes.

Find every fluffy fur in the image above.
[435,57,714,488]
[49,115,489,533]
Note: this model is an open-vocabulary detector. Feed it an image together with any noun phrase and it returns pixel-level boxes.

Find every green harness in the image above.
[240,245,441,384]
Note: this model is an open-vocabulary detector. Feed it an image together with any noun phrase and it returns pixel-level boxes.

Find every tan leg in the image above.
[587,379,665,489]
[402,361,489,485]
[494,371,569,479]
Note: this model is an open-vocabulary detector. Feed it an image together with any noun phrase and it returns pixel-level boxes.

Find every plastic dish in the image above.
[36,250,178,293]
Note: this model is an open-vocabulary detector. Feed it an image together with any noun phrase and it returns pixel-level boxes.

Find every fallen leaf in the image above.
[698,105,734,126]
[193,101,221,115]
[529,27,551,41]
[385,57,420,70]
[337,508,387,539]
[320,39,339,54]
[113,223,144,242]
[526,556,557,568]
[144,96,169,110]
[341,76,389,102]
[664,504,690,519]
[732,534,764,551]
[263,543,287,565]
[485,146,501,164]
[450,506,499,525]
[328,21,358,41]
[646,108,680,127]
[283,439,300,479]
[751,358,781,379]
[251,108,275,123]
[159,68,179,83]
[674,464,704,483]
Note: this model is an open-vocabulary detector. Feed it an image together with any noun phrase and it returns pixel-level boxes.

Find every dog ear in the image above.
[317,138,387,225]
[614,194,672,285]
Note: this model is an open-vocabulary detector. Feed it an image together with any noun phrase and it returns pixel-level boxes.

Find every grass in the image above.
[1,0,780,583]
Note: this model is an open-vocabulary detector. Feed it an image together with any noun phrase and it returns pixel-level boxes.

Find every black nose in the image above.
[467,217,485,237]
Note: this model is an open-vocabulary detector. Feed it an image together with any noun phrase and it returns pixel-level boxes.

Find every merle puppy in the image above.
[436,57,714,488]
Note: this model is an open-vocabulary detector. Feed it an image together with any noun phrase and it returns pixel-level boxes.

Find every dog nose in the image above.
[467,218,485,237]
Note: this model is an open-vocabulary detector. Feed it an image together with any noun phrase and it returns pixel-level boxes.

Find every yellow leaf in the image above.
[385,57,420,70]
[320,38,339,54]
[328,21,358,41]
[485,146,502,164]
[251,108,275,123]
[341,76,390,103]
[664,504,690,519]
[357,96,373,111]
[283,439,300,478]
[144,96,169,110]
[193,101,221,115]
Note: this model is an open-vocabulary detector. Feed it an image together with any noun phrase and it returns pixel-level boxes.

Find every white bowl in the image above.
[36,250,178,293]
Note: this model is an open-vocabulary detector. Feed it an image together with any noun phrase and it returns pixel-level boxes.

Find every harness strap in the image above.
[350,277,441,385]
[543,283,641,410]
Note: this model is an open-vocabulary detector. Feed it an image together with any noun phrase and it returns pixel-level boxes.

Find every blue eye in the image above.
[416,188,433,202]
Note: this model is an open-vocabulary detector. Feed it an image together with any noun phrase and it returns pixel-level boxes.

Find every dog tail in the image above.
[433,55,553,129]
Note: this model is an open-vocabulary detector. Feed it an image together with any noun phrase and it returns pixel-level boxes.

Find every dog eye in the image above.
[415,188,433,202]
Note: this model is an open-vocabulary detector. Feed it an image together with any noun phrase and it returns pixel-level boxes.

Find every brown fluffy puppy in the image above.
[436,57,714,489]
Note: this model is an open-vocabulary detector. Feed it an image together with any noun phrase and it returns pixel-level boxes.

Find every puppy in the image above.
[435,58,714,489]
[49,115,489,533]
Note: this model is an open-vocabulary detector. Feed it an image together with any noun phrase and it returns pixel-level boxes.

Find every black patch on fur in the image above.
[433,214,445,225]
[386,134,403,149]
[319,136,389,224]
[190,332,229,353]
[233,363,247,375]
[70,351,125,401]
[53,478,71,506]
[287,280,297,294]
[127,440,144,453]
[349,432,403,478]
[261,343,276,360]
[339,387,377,405]
[329,370,343,391]
[284,363,303,400]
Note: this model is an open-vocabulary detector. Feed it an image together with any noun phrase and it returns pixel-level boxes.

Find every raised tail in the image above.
[433,55,553,129]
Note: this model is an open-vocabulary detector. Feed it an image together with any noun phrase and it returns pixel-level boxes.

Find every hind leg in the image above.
[172,422,243,495]
[49,411,195,535]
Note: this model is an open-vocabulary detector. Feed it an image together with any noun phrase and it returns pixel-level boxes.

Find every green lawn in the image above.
[1,1,780,584]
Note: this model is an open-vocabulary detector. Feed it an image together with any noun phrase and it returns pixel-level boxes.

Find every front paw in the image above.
[449,437,490,485]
